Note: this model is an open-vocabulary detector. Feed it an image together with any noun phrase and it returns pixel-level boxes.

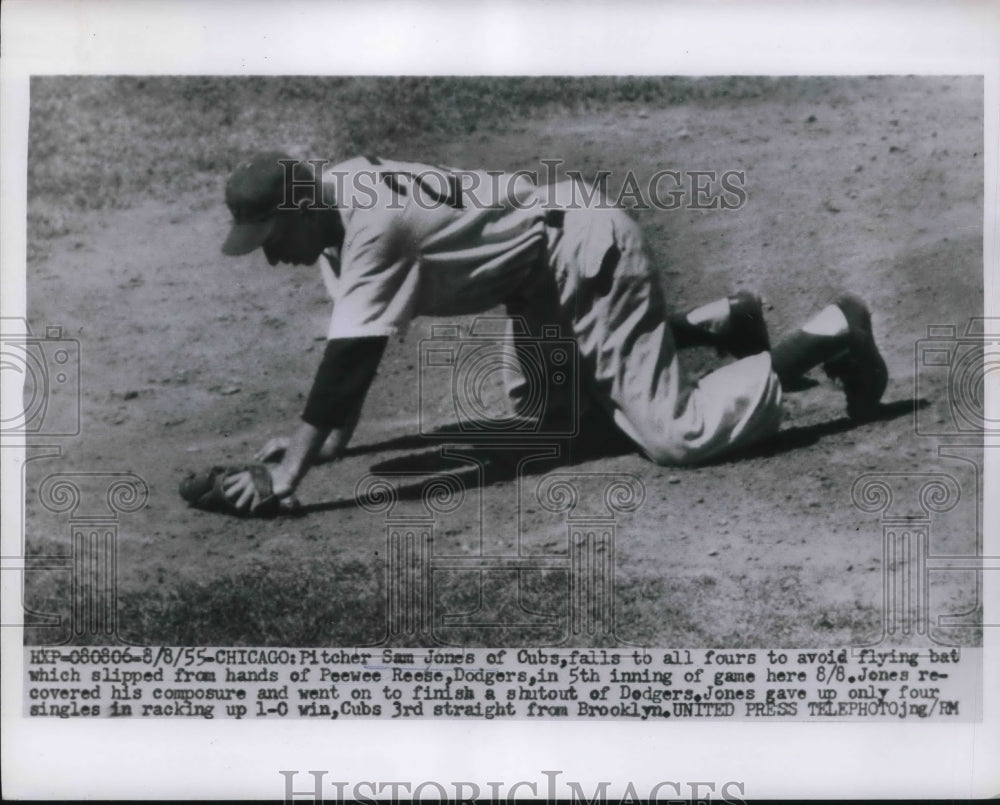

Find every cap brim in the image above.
[221,217,276,256]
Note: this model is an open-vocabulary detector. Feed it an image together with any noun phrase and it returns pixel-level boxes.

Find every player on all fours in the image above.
[210,152,887,515]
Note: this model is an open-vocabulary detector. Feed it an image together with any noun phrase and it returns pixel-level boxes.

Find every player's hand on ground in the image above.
[222,470,266,513]
[255,436,290,463]
[266,464,297,501]
[222,466,299,514]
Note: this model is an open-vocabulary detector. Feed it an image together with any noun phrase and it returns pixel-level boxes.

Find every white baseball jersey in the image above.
[318,157,551,338]
[316,155,782,465]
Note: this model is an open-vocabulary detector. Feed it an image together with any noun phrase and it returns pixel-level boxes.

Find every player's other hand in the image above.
[255,433,340,464]
[255,436,290,463]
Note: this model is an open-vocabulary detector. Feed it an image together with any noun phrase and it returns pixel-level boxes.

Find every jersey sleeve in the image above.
[302,336,388,429]
[326,215,419,339]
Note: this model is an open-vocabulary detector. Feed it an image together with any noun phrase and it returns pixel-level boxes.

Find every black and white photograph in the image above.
[2,1,997,800]
[15,72,986,651]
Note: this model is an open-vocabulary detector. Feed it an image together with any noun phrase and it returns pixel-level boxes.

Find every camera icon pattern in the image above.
[1,319,81,437]
[352,452,645,646]
[418,316,581,439]
[915,318,1000,437]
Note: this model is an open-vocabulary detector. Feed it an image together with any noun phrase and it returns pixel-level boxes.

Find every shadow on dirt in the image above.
[295,398,924,515]
[340,412,634,459]
[299,415,635,515]
[723,397,927,464]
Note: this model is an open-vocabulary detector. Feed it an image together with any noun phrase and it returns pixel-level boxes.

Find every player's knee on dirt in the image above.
[638,435,701,466]
[611,405,707,466]
[628,419,733,466]
[617,353,783,466]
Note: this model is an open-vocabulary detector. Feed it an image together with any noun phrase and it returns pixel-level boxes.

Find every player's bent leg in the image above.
[502,263,580,428]
[547,205,782,463]
[771,294,888,421]
[669,290,771,358]
[611,350,783,465]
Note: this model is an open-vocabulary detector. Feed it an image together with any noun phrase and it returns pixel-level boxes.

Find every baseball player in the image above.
[202,152,886,515]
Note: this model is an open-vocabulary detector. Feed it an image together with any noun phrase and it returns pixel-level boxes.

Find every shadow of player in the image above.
[296,397,923,515]
[298,409,631,514]
[720,397,926,465]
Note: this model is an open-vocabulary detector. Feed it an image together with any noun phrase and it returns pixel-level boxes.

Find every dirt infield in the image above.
[21,76,983,647]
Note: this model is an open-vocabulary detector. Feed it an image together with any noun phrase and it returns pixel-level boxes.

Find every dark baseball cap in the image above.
[221,151,293,256]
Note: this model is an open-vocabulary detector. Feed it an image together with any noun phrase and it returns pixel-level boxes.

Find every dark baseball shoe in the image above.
[823,294,888,422]
[719,291,771,358]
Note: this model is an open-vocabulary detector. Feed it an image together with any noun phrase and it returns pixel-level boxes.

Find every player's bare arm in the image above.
[255,429,343,465]
[223,336,386,512]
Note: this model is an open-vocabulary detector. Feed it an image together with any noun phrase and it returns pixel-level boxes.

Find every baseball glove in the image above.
[178,463,298,518]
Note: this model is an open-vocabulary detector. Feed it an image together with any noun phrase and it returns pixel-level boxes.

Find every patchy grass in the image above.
[24,545,888,648]
[26,75,805,259]
[613,572,885,647]
[114,557,386,646]
[24,551,385,646]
